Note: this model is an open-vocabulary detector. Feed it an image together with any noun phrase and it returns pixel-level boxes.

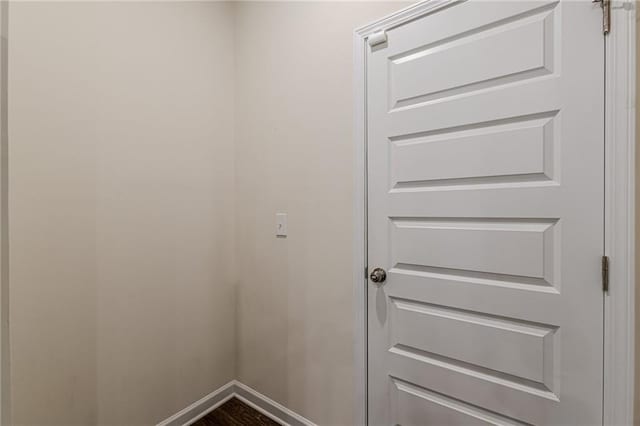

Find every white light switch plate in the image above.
[276,213,287,237]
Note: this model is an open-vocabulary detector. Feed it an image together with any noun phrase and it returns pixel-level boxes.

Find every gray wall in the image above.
[5,2,414,424]
[234,3,408,425]
[8,2,236,424]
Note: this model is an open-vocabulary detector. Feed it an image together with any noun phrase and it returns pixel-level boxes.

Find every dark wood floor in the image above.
[192,398,281,426]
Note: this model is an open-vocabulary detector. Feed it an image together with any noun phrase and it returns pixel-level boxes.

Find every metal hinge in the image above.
[364,266,368,280]
[593,0,611,35]
[602,255,610,292]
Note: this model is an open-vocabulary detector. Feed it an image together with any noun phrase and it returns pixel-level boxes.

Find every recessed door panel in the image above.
[389,6,555,109]
[389,298,557,387]
[389,114,556,190]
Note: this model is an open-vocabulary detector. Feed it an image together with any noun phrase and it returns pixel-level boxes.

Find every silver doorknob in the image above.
[369,267,387,284]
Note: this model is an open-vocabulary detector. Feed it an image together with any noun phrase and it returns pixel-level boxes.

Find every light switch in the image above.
[276,213,287,237]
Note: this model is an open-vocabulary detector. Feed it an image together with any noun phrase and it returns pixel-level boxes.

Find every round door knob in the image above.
[369,267,387,284]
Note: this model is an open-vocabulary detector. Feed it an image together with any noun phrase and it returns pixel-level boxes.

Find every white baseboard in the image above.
[233,381,316,426]
[156,381,236,426]
[156,380,316,426]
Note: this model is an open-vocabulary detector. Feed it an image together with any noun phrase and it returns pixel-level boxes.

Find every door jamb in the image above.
[603,1,636,424]
[352,1,636,425]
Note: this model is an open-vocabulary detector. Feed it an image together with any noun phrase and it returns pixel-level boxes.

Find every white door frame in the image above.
[352,1,637,424]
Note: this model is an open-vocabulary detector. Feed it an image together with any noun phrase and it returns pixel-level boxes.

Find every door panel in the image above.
[389,298,556,385]
[366,1,604,425]
[389,114,554,189]
[389,8,553,110]
[390,218,557,282]
[391,378,531,426]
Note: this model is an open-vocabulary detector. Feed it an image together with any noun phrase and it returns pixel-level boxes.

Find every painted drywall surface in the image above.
[9,2,236,424]
[234,3,408,425]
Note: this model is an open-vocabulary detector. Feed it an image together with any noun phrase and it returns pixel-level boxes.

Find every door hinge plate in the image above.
[594,0,611,35]
[602,255,609,292]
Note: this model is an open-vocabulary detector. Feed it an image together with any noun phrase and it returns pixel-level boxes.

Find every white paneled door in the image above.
[366,1,605,425]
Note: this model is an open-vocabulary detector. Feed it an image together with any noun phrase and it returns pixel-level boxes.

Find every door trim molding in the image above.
[352,1,636,424]
[603,1,636,425]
